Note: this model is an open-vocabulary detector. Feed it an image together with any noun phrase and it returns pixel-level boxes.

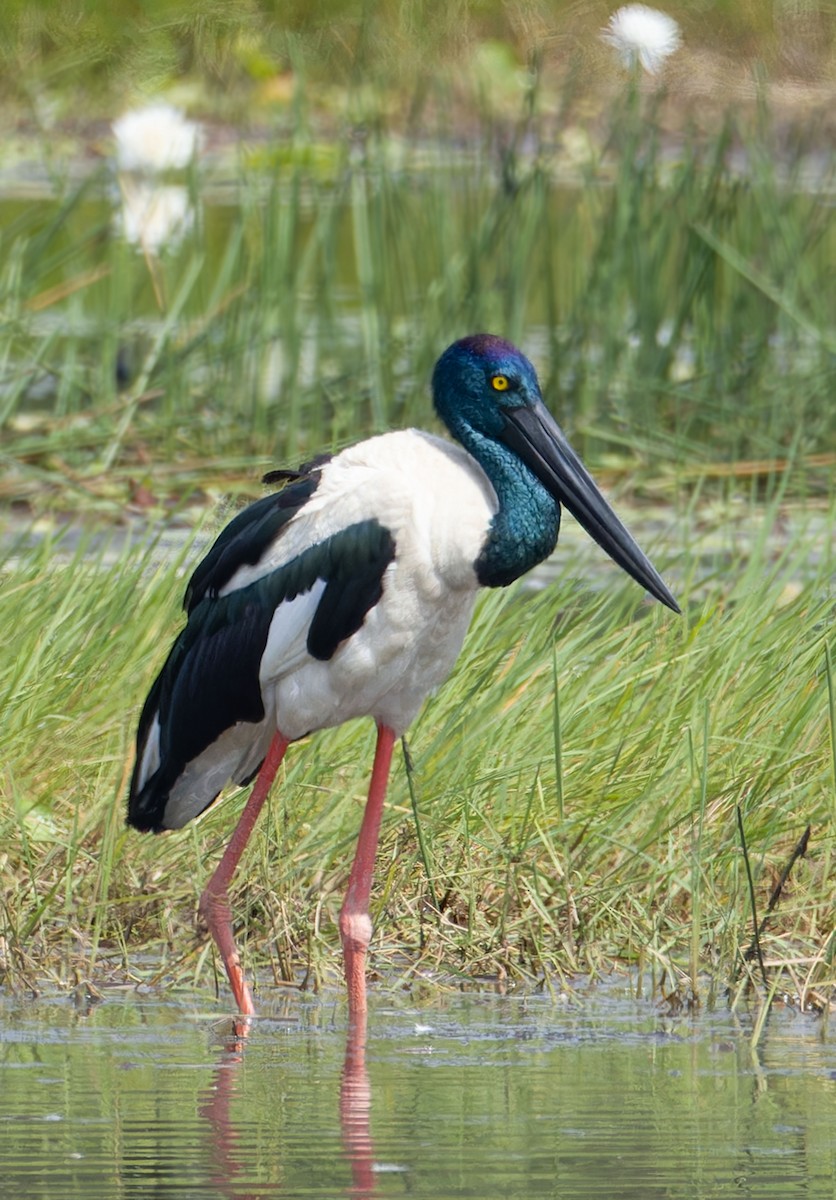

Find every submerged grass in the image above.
[0,491,833,1010]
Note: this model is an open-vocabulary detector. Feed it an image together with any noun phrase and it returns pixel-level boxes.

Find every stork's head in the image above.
[432,334,679,612]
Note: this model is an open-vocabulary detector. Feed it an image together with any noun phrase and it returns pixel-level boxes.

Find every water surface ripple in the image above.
[0,988,833,1198]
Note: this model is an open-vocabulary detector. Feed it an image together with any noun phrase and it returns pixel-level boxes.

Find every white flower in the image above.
[602,5,681,74]
[112,103,202,173]
[114,181,194,253]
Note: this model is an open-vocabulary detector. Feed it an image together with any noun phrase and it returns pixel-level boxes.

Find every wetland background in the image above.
[0,0,834,1020]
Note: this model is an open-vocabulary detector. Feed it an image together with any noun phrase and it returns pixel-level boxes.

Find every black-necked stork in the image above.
[128,334,679,1022]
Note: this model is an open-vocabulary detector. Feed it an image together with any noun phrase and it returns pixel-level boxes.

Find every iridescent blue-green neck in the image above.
[431,333,561,587]
[457,423,561,588]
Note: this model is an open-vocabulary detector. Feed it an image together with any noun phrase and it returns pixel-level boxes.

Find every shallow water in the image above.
[0,986,833,1199]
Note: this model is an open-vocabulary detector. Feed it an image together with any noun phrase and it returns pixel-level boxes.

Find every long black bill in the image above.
[501,400,680,613]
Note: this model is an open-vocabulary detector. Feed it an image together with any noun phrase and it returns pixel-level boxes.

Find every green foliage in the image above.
[0,30,833,1007]
[0,493,833,1004]
[1,102,833,519]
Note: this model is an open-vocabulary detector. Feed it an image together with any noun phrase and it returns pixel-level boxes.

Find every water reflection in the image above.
[198,1011,377,1199]
[1,989,834,1197]
[199,1038,257,1198]
[114,179,196,253]
[339,1014,376,1199]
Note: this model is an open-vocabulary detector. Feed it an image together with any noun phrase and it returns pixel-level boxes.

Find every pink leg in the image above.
[198,730,289,1021]
[339,723,396,1022]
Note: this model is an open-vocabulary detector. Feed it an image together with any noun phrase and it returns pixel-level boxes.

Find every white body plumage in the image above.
[137,429,498,829]
[260,430,497,736]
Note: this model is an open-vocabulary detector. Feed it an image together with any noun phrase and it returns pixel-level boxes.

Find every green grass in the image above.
[0,490,832,1009]
[0,34,834,1011]
[0,72,834,517]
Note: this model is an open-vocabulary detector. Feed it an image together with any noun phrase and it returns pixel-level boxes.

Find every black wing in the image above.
[128,502,396,833]
[184,464,329,611]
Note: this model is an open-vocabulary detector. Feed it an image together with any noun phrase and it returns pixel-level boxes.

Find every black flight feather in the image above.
[128,516,396,834]
[185,471,323,611]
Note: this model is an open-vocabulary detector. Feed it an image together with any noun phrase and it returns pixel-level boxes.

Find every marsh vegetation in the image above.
[0,2,833,1015]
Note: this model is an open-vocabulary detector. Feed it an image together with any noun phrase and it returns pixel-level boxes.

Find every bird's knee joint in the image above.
[339,910,373,953]
[198,887,230,928]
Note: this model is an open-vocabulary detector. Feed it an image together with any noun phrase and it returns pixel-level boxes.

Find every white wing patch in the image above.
[259,580,327,687]
[134,715,161,794]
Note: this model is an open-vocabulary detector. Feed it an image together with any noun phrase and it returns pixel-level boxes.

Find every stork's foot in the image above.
[199,887,256,1019]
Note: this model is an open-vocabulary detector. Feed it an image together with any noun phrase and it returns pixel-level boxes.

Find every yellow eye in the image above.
[491,374,509,392]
